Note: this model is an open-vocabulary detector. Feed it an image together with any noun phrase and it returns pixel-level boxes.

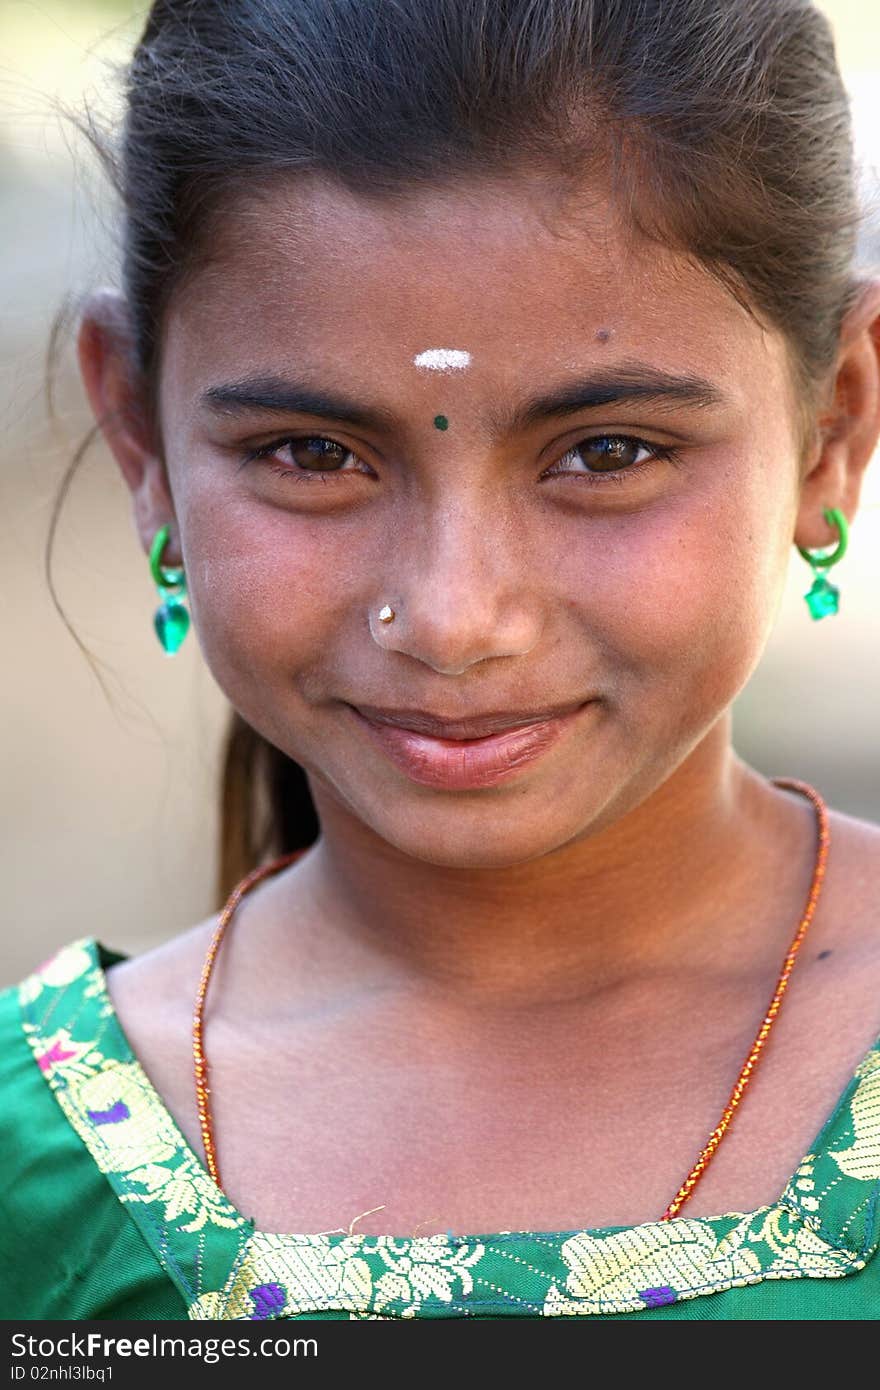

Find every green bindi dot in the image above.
[433,415,449,430]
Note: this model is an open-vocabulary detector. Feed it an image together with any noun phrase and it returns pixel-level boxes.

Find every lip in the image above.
[347,700,594,789]
[349,699,589,741]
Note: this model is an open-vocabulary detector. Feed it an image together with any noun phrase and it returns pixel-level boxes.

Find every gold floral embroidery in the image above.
[542,1205,859,1316]
[24,1025,96,1084]
[63,1063,244,1235]
[828,1058,880,1182]
[19,943,93,1006]
[119,1161,245,1234]
[22,950,248,1246]
[19,939,880,1319]
[68,1064,180,1167]
[543,1218,762,1315]
[189,1234,372,1319]
[371,1235,484,1315]
[188,1232,486,1319]
[746,1206,857,1275]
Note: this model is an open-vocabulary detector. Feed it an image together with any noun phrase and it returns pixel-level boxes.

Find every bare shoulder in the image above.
[822,804,880,954]
[105,914,221,1018]
[103,914,224,1130]
[828,802,880,848]
[826,804,880,882]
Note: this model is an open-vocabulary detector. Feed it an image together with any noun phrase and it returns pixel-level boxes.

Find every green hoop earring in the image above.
[795,506,848,620]
[149,524,190,655]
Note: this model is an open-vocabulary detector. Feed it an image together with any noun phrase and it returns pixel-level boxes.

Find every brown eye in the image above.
[243,433,369,481]
[287,438,351,471]
[574,436,644,472]
[544,434,677,488]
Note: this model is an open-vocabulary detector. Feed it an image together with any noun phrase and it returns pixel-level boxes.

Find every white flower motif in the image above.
[20,942,93,1004]
[370,1235,484,1315]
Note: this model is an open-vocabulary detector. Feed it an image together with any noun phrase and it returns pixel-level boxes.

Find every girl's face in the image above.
[155,170,805,867]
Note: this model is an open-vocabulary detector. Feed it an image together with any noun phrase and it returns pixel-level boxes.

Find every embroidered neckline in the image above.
[17,937,880,1319]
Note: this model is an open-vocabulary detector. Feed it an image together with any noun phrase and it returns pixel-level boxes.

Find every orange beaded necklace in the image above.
[193,775,829,1223]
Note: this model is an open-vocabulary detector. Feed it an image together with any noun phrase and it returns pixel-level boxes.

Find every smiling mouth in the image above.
[346,700,596,789]
[347,698,592,742]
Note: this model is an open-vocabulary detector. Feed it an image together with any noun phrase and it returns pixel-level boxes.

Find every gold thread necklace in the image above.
[193,775,829,1223]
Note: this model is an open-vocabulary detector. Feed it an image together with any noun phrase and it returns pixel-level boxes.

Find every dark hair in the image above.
[47,0,862,904]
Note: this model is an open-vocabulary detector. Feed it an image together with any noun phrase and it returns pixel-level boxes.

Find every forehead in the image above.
[163,169,791,411]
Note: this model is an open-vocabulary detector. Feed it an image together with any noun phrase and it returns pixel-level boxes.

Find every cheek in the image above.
[179,498,363,705]
[563,472,791,710]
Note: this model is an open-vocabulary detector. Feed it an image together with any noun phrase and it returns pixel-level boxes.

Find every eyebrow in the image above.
[498,366,726,435]
[200,376,398,432]
[199,364,726,436]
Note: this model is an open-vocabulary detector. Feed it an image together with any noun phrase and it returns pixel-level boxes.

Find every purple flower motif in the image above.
[248,1283,287,1320]
[638,1285,677,1308]
[87,1100,130,1125]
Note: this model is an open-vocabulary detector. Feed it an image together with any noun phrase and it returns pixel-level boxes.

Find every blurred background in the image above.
[1,1,878,985]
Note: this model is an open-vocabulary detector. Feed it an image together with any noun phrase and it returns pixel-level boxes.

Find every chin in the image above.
[363,802,600,871]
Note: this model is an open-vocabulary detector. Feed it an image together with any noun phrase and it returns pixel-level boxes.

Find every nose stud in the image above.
[378,605,395,624]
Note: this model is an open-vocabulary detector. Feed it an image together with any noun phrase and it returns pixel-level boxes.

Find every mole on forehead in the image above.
[413,348,472,371]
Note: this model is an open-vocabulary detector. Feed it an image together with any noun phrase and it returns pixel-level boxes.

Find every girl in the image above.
[2,0,880,1321]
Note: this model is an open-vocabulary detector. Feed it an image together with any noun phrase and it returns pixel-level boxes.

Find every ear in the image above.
[76,287,182,567]
[794,277,880,552]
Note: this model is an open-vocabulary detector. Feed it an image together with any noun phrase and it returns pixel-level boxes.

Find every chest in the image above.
[133,944,880,1238]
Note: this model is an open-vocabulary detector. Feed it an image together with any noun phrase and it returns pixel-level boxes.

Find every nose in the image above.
[370,497,544,674]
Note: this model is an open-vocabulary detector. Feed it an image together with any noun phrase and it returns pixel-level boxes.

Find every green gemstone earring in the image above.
[796,506,848,620]
[149,524,190,655]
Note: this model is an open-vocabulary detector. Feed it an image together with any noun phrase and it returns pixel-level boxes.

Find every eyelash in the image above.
[240,434,681,487]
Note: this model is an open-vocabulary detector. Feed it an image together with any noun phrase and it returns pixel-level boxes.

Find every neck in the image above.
[235,716,817,1011]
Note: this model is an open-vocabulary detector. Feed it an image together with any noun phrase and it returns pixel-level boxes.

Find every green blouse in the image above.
[1,937,878,1320]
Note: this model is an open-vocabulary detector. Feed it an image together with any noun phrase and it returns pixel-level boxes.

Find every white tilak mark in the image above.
[412,348,472,371]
